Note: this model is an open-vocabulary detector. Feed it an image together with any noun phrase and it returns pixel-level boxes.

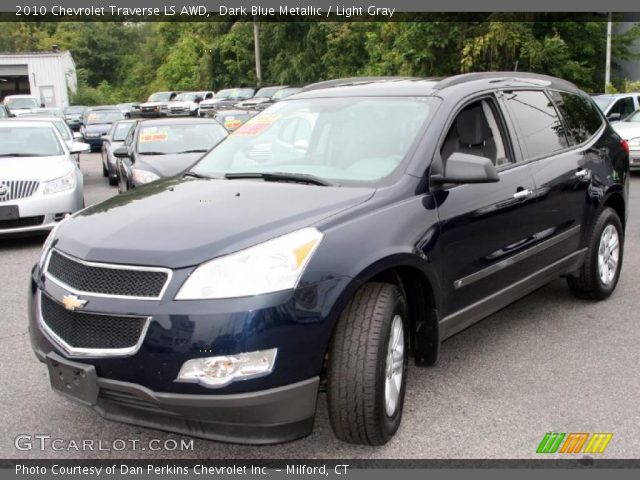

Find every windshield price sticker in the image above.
[232,114,280,137]
[139,129,168,143]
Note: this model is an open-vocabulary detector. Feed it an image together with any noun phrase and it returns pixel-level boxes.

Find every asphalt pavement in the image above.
[1,153,639,459]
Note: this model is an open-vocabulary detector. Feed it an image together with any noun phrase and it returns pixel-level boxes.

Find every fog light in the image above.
[176,349,277,388]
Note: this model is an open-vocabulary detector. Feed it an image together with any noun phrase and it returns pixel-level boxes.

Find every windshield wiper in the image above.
[224,172,335,186]
[139,151,166,155]
[183,171,212,179]
[177,149,209,154]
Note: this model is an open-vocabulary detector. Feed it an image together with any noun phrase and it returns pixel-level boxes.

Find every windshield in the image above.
[5,97,39,109]
[65,106,86,114]
[255,87,284,98]
[214,89,234,98]
[593,96,615,111]
[137,122,227,155]
[0,126,64,157]
[147,92,172,102]
[272,88,301,100]
[113,121,135,141]
[192,97,437,186]
[174,92,198,102]
[86,110,124,125]
[0,107,7,118]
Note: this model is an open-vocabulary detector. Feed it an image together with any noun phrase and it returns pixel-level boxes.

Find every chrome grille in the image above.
[40,294,148,354]
[46,250,171,299]
[0,180,39,202]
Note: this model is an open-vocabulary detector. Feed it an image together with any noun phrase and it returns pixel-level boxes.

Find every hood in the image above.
[612,122,640,140]
[83,123,111,134]
[237,98,269,107]
[201,98,239,107]
[10,109,33,116]
[135,152,203,178]
[65,114,82,120]
[0,155,74,181]
[54,177,374,268]
[140,101,167,108]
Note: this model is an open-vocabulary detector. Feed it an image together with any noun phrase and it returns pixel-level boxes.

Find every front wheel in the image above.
[327,282,408,445]
[567,207,624,300]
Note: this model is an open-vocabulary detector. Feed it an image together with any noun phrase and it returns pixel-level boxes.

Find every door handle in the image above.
[575,169,591,180]
[513,189,532,200]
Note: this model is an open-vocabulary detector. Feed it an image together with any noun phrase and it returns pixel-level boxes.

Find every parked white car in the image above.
[2,94,42,116]
[611,109,640,170]
[593,93,640,122]
[167,91,214,116]
[0,121,89,236]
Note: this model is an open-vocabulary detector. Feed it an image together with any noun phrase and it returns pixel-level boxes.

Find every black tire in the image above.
[567,207,624,300]
[108,175,118,186]
[327,282,409,445]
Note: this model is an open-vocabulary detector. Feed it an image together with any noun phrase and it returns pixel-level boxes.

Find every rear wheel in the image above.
[567,207,624,300]
[327,282,408,445]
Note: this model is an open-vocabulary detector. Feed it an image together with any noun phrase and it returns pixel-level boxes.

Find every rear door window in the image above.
[501,90,569,160]
[548,91,603,146]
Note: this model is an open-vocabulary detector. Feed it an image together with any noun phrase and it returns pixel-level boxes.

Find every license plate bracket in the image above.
[46,352,98,406]
[0,205,19,221]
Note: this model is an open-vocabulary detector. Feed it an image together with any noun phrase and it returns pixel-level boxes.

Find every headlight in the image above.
[43,170,76,195]
[175,227,323,300]
[132,169,160,185]
[627,137,640,148]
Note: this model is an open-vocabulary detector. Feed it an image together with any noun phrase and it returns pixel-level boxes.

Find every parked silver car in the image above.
[0,121,89,236]
[611,109,640,170]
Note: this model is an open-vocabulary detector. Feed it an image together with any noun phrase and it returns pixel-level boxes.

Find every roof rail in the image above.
[300,76,418,92]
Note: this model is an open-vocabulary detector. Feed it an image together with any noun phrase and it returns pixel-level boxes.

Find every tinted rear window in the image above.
[548,91,603,146]
[502,90,568,159]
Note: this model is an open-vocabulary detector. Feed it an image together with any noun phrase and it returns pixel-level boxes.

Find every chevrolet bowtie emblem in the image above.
[62,294,88,311]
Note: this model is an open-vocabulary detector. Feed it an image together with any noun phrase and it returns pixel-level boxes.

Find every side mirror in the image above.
[101,132,109,137]
[431,153,499,184]
[195,97,203,103]
[113,146,131,158]
[69,142,90,154]
[607,113,621,122]
[73,132,83,140]
[40,103,45,108]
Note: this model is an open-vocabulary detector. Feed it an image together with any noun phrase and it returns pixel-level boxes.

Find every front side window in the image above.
[502,90,568,160]
[113,122,135,141]
[192,96,438,187]
[548,91,603,146]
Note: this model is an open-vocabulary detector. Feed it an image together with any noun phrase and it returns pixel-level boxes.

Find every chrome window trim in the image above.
[44,248,173,301]
[37,291,151,358]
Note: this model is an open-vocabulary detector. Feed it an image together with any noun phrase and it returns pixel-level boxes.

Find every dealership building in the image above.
[0,47,77,108]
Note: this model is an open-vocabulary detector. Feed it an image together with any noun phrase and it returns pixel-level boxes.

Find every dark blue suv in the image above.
[29,74,629,445]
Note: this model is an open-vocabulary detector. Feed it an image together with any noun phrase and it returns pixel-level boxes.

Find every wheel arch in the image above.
[602,190,626,229]
[325,254,442,368]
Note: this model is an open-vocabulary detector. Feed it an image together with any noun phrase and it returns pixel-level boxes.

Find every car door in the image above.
[433,95,542,328]
[499,89,589,267]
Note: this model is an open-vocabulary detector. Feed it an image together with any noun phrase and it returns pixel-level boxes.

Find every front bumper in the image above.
[0,187,82,236]
[29,260,348,442]
[33,348,318,444]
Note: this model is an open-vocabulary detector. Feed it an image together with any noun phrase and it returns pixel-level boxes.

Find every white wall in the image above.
[0,52,77,108]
